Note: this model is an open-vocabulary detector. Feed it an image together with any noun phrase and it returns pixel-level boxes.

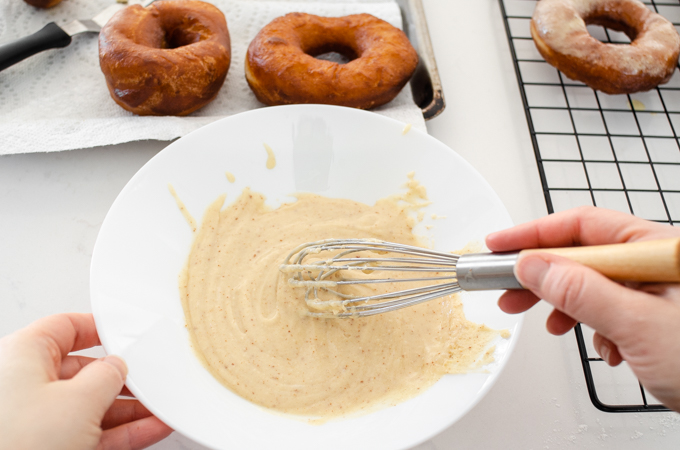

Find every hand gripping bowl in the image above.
[90,105,522,450]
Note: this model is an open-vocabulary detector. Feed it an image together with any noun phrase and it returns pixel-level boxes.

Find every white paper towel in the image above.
[0,0,427,155]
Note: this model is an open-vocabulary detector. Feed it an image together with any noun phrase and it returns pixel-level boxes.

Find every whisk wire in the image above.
[281,238,463,318]
[308,285,463,318]
[331,275,457,285]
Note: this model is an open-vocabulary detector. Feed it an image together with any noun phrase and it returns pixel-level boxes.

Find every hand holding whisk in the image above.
[280,237,680,318]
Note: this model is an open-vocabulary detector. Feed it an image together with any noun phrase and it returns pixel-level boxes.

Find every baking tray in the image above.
[397,0,446,120]
[498,0,677,412]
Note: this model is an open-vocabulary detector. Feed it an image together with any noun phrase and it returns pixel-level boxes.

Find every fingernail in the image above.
[102,355,128,378]
[516,255,550,289]
[485,231,498,242]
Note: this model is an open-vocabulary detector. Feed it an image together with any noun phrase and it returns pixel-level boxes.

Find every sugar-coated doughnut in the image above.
[99,0,231,116]
[245,13,418,109]
[531,0,680,94]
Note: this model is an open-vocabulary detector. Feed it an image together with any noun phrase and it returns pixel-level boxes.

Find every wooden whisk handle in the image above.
[520,237,680,283]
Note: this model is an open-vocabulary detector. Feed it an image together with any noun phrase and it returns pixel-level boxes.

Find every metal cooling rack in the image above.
[499,0,679,412]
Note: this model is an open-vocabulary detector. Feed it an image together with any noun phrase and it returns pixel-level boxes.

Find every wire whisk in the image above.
[280,237,680,318]
[279,238,519,318]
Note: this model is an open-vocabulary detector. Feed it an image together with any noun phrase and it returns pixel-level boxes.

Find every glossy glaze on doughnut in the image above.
[99,0,231,116]
[245,13,418,109]
[531,0,680,94]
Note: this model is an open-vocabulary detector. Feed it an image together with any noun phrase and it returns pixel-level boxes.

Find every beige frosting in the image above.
[178,185,502,419]
[263,143,276,169]
[168,184,197,233]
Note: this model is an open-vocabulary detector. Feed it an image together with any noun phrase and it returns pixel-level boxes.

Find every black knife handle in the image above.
[0,22,72,72]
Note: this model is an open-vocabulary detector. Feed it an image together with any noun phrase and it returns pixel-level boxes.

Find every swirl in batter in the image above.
[178,185,502,419]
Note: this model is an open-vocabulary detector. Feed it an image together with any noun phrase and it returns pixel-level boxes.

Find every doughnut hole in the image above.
[309,44,359,64]
[585,11,638,44]
[587,16,638,40]
[298,26,361,64]
[586,24,633,44]
[160,15,211,48]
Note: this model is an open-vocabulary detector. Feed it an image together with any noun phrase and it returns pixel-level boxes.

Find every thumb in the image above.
[63,355,128,422]
[514,253,648,340]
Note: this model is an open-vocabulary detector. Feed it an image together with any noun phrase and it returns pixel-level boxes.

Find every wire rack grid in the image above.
[498,0,679,412]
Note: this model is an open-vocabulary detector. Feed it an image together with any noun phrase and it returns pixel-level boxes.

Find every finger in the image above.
[514,253,660,342]
[545,309,578,335]
[60,355,96,379]
[101,399,153,430]
[635,283,680,303]
[97,416,173,450]
[59,355,134,396]
[486,206,679,252]
[497,290,540,314]
[26,313,101,359]
[63,355,128,422]
[1,313,101,383]
[593,332,623,366]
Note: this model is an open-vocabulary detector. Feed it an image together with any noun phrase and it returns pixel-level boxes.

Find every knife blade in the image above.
[0,0,155,72]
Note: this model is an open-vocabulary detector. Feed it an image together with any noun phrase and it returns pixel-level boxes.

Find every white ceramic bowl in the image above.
[90,105,522,450]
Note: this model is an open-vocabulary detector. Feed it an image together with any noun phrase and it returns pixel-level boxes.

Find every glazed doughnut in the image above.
[98,0,231,116]
[245,13,418,109]
[531,0,680,94]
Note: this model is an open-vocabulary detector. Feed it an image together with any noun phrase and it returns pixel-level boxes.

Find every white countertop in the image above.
[1,0,678,448]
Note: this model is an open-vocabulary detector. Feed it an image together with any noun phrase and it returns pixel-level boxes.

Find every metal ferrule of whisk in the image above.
[455,253,522,291]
